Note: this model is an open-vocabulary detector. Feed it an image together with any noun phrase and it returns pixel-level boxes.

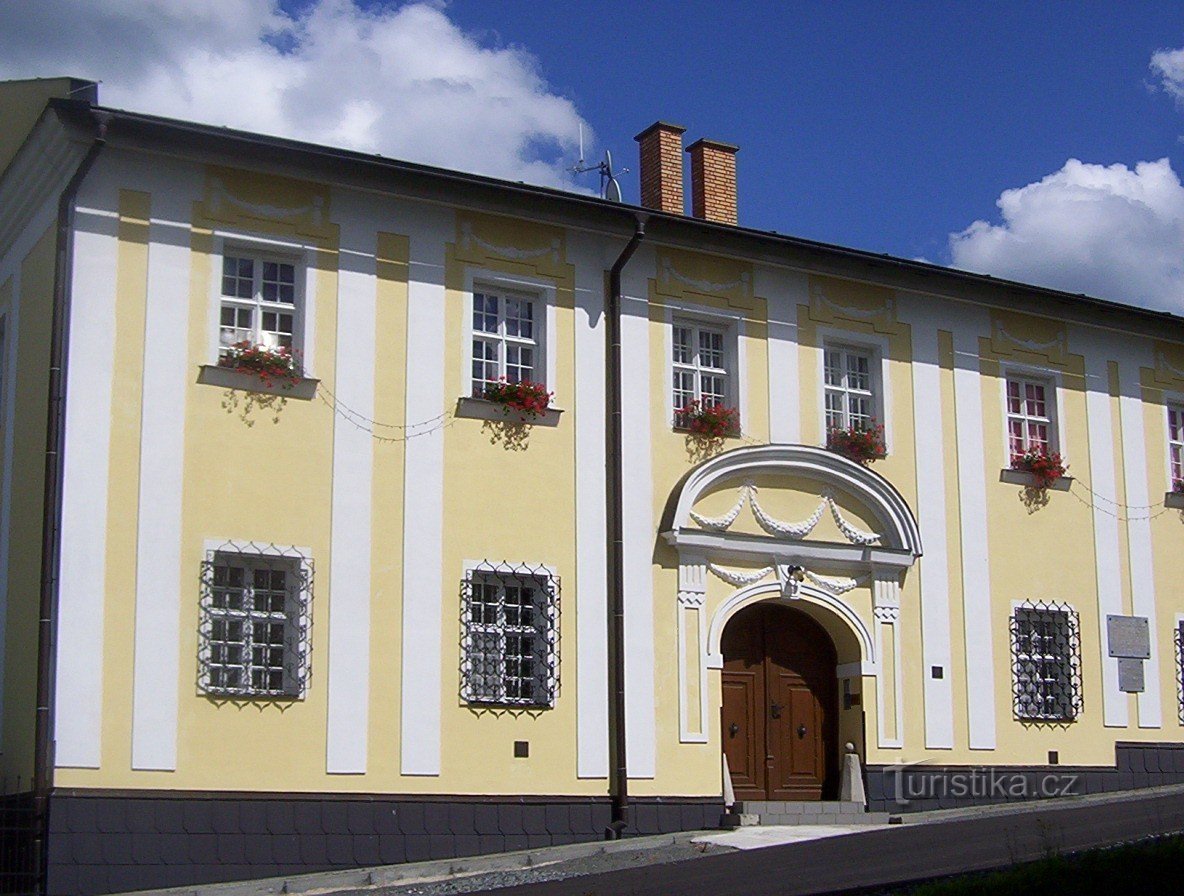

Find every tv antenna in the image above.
[571,123,626,203]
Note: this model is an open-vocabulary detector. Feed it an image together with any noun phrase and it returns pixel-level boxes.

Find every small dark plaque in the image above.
[513,741,529,758]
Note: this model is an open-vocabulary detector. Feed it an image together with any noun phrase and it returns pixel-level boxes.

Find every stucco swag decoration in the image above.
[706,562,867,596]
[689,479,881,546]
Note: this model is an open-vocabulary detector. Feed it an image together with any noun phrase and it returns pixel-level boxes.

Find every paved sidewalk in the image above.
[123,783,1184,896]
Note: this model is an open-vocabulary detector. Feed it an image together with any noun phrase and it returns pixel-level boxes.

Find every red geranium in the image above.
[219,341,301,387]
[826,421,888,465]
[676,400,740,439]
[1011,447,1068,489]
[483,378,553,419]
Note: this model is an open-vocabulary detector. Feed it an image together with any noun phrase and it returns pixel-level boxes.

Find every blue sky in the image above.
[443,1,1183,262]
[2,1,1182,311]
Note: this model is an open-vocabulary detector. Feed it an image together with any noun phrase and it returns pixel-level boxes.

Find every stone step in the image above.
[730,801,886,825]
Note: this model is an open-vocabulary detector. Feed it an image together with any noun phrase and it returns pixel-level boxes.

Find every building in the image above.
[2,78,1184,895]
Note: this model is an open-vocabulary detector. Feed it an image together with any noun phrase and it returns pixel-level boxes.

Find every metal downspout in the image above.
[33,110,107,890]
[605,214,646,839]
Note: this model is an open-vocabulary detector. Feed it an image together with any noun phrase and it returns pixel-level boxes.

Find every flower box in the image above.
[674,401,740,438]
[1165,491,1184,510]
[826,422,887,465]
[479,378,555,421]
[455,396,563,426]
[198,365,318,400]
[1009,449,1068,490]
[999,468,1071,491]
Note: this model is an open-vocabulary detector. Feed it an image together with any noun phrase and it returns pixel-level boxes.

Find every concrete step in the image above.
[731,801,886,825]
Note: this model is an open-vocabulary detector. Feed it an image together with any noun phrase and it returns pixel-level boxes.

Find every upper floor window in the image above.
[824,345,875,431]
[219,253,300,358]
[1009,603,1081,722]
[1168,404,1184,492]
[471,287,540,397]
[198,545,312,699]
[673,321,729,415]
[460,562,559,708]
[1006,376,1054,459]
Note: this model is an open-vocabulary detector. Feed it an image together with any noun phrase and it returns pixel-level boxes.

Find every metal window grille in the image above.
[1006,377,1053,459]
[1175,622,1184,725]
[824,346,875,431]
[1010,602,1082,721]
[460,562,559,708]
[219,253,299,356]
[471,288,539,396]
[672,321,729,420]
[198,544,312,698]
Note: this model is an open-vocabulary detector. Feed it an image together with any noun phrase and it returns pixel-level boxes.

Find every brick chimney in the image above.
[687,138,739,225]
[634,121,686,214]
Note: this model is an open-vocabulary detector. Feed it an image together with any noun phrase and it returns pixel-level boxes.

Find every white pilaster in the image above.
[907,322,955,749]
[574,236,608,778]
[1118,357,1162,728]
[677,555,708,743]
[873,574,903,748]
[326,202,378,773]
[399,210,450,775]
[1080,340,1128,727]
[952,323,997,750]
[620,258,655,779]
[130,184,194,771]
[758,267,804,444]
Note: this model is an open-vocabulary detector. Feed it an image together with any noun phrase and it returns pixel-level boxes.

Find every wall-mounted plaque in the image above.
[1117,658,1145,693]
[1107,615,1150,659]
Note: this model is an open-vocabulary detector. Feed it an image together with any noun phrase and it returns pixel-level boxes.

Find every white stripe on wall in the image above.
[1117,358,1162,728]
[54,196,119,767]
[908,323,955,749]
[758,268,803,444]
[399,212,449,776]
[1081,345,1128,727]
[326,206,377,773]
[573,235,608,778]
[952,323,996,750]
[620,259,656,779]
[131,192,193,771]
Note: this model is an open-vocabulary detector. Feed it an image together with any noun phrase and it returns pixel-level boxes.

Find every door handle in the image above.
[728,722,739,737]
[797,724,807,739]
[770,703,783,719]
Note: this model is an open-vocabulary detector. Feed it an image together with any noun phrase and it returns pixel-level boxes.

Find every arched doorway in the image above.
[721,601,838,801]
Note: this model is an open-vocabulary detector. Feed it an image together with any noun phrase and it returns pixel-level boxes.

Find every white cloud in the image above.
[0,0,591,189]
[949,158,1184,313]
[949,45,1184,314]
[1151,46,1184,108]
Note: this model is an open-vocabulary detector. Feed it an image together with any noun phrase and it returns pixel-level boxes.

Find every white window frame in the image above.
[1004,371,1061,461]
[198,539,313,700]
[815,329,891,450]
[1167,400,1184,491]
[460,559,559,708]
[462,270,555,403]
[823,343,878,432]
[1009,600,1081,722]
[671,318,734,418]
[206,233,317,376]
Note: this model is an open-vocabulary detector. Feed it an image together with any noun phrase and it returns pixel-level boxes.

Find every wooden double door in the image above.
[721,602,838,801]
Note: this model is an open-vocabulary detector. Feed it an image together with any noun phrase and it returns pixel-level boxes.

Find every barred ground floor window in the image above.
[460,561,559,708]
[198,543,312,698]
[1010,602,1082,721]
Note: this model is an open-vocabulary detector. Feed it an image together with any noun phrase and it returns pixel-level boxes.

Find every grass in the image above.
[897,833,1184,896]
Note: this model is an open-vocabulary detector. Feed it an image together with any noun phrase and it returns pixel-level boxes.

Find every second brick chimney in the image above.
[634,121,686,215]
[687,138,739,225]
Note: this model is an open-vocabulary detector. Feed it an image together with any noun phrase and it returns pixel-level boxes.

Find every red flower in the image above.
[676,401,740,439]
[482,378,553,420]
[1011,447,1068,489]
[826,421,887,465]
[218,341,301,386]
